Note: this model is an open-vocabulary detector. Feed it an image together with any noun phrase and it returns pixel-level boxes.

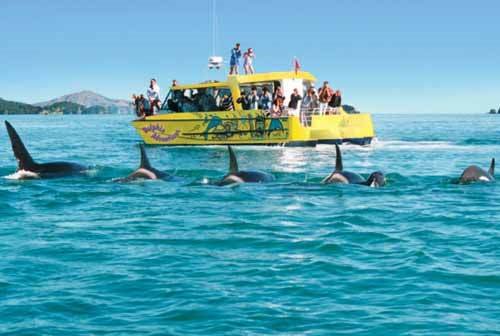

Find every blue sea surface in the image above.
[0,114,499,335]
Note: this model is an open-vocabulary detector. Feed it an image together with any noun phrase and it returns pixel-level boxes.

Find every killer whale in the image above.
[115,144,170,182]
[5,121,87,179]
[216,146,275,186]
[458,159,495,184]
[321,144,386,187]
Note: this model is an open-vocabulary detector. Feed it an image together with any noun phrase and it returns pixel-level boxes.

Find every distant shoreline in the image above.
[0,90,133,115]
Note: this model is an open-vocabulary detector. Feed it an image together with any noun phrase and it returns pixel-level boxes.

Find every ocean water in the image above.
[0,114,499,335]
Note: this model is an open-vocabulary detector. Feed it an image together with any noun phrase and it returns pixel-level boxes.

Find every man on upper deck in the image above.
[229,43,242,75]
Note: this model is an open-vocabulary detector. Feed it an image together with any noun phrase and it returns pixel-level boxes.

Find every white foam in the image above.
[372,140,457,151]
[4,170,40,180]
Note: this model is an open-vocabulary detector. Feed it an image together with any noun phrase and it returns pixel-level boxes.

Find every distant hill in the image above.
[1,91,134,115]
[44,101,86,114]
[0,97,42,114]
[35,90,133,114]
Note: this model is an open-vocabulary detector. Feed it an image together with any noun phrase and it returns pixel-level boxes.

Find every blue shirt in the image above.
[230,48,242,66]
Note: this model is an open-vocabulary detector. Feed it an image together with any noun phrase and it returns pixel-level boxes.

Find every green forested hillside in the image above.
[44,102,85,114]
[0,98,123,115]
[0,98,42,114]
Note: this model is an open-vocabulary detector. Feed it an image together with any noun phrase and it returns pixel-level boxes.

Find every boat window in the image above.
[238,82,275,110]
[161,89,197,113]
[161,87,233,113]
[192,88,218,112]
[214,88,234,111]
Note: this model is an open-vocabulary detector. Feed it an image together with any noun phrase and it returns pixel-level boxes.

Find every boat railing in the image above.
[297,107,342,126]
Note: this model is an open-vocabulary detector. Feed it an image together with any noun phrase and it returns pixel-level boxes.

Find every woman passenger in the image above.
[273,85,285,102]
[270,97,284,118]
[243,48,256,74]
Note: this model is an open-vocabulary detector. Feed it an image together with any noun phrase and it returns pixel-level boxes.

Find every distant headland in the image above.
[0,91,133,115]
[488,108,500,114]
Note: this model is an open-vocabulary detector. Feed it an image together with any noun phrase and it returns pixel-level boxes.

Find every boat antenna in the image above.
[208,0,223,70]
[212,0,216,56]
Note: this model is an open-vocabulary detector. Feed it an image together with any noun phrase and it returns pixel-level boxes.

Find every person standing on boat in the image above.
[229,43,242,75]
[220,94,234,111]
[301,88,319,125]
[236,89,251,110]
[244,86,259,110]
[259,87,272,110]
[243,48,256,74]
[288,88,302,116]
[302,88,319,111]
[147,79,161,115]
[318,81,334,115]
[330,90,342,114]
[270,97,284,117]
[273,85,285,102]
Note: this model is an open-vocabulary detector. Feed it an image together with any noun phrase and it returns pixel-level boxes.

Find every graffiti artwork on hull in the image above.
[141,124,180,143]
[179,112,289,142]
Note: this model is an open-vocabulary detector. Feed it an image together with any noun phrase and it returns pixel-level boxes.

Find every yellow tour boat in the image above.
[132,71,375,146]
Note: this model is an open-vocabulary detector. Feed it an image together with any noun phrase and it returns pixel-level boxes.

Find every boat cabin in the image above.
[160,71,317,114]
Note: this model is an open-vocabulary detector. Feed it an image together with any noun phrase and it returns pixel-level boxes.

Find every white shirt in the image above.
[147,84,161,101]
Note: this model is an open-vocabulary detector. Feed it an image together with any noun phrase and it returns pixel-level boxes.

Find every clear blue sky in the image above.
[1,0,499,113]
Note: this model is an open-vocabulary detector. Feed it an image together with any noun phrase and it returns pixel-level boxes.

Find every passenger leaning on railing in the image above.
[302,87,319,111]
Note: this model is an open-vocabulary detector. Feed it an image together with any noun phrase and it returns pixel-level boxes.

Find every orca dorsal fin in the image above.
[489,158,495,176]
[139,144,152,169]
[228,145,238,173]
[5,121,37,171]
[335,144,343,172]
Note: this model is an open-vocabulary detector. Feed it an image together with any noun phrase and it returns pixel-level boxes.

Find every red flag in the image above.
[294,58,301,74]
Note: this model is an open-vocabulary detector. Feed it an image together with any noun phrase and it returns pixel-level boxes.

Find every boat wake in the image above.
[371,140,459,151]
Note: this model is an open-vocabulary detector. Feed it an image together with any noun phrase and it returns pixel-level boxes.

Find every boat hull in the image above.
[132,110,375,147]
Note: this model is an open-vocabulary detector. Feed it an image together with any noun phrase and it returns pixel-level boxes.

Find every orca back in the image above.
[459,165,494,184]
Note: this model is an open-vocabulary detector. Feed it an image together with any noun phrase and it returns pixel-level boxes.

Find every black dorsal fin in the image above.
[228,145,238,173]
[335,144,343,172]
[5,121,37,171]
[489,158,495,176]
[139,144,152,169]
